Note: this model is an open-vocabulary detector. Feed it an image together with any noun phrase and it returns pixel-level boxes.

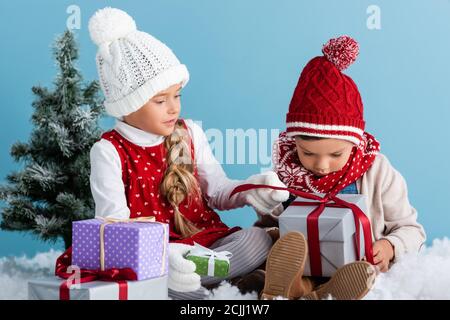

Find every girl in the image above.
[255,36,426,300]
[87,8,289,300]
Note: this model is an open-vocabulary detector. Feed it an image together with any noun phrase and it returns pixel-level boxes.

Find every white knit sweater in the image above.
[355,153,426,262]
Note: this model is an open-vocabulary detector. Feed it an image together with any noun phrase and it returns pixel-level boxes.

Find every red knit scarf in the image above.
[274,131,380,196]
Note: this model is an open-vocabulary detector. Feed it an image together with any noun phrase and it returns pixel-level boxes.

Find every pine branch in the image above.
[0,198,37,231]
[48,122,74,157]
[23,163,68,191]
[10,142,30,162]
[34,215,66,240]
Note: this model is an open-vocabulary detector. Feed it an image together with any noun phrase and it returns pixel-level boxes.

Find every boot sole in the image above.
[302,261,376,300]
[261,231,307,300]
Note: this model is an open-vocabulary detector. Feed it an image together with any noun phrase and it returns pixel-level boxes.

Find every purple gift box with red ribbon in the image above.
[279,193,372,277]
[71,218,169,281]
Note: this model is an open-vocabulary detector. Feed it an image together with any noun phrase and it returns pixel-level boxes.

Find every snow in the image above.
[0,249,62,300]
[364,238,450,300]
[2,238,450,300]
[206,281,258,300]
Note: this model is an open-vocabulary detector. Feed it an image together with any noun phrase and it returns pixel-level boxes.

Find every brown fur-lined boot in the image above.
[266,227,280,244]
[234,269,267,295]
[260,231,309,300]
[301,261,377,300]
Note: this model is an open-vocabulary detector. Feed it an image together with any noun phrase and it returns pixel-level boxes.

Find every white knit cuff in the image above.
[105,64,189,118]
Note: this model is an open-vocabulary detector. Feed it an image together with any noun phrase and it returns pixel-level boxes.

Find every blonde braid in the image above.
[160,120,202,238]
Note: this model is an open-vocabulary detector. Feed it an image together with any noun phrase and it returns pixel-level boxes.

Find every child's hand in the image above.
[243,171,290,216]
[372,239,395,273]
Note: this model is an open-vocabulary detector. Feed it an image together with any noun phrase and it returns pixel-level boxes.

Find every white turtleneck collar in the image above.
[114,120,165,147]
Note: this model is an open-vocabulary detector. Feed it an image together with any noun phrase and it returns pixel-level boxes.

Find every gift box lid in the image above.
[279,194,368,242]
[73,218,164,229]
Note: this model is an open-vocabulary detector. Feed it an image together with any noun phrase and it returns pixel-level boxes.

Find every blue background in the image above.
[1,0,449,257]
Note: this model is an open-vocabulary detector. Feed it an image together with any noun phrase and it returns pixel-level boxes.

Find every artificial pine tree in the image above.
[0,30,104,249]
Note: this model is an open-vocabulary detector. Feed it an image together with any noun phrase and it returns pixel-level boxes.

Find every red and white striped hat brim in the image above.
[286,121,363,145]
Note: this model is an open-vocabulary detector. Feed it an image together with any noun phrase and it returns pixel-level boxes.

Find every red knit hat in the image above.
[286,35,365,145]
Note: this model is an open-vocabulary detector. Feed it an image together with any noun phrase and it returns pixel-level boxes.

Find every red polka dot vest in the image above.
[101,120,240,247]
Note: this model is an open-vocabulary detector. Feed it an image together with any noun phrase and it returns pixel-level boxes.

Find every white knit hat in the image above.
[88,7,189,118]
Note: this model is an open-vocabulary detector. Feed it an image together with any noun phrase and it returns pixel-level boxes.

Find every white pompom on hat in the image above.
[89,8,137,47]
[88,7,189,118]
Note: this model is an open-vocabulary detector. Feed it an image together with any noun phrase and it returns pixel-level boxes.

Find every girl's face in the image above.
[123,83,182,136]
[295,137,355,177]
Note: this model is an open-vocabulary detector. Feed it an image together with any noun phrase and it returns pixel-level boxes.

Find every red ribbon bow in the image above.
[55,247,137,300]
[229,184,374,277]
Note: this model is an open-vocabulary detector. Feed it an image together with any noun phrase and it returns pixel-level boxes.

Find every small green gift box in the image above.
[185,243,232,277]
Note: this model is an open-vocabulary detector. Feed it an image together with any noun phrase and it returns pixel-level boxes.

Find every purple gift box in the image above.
[72,218,169,280]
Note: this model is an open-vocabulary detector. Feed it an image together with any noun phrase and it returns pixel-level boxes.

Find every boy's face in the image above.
[294,137,355,177]
[123,83,182,136]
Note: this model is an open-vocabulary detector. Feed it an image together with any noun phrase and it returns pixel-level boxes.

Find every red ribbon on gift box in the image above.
[55,247,136,300]
[229,184,374,277]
